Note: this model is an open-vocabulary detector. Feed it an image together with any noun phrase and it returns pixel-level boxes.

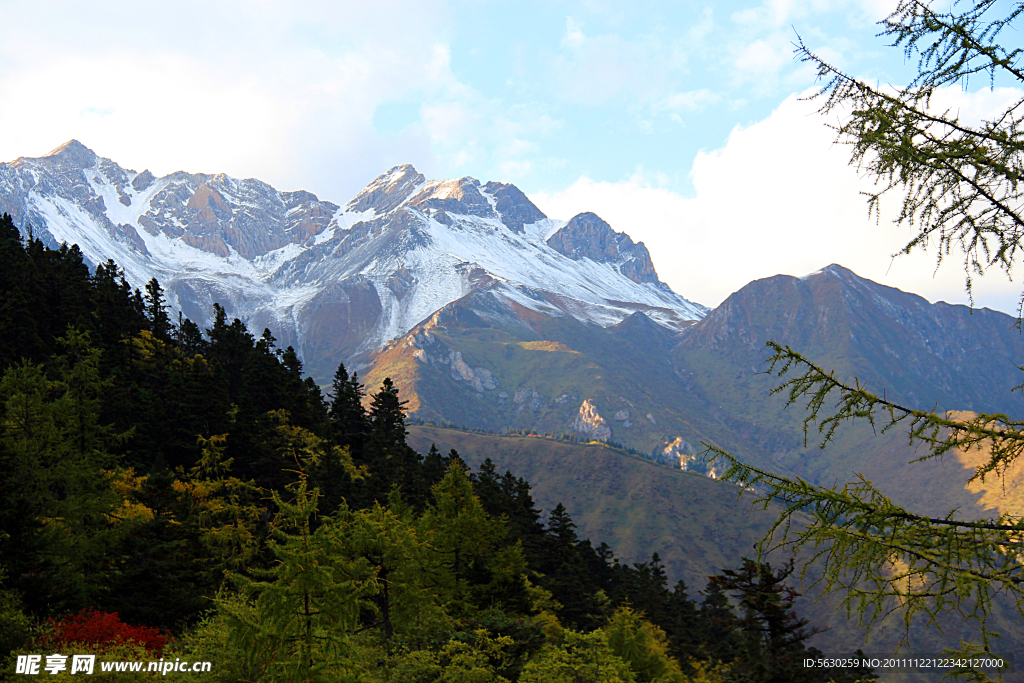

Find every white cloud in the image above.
[659,89,721,113]
[563,17,586,50]
[531,89,1024,315]
[733,38,792,86]
[0,0,455,202]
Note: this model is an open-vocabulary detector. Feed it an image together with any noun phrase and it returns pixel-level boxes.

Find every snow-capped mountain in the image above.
[0,141,707,381]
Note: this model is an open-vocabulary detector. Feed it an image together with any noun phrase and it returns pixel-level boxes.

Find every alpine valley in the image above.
[5,141,1024,666]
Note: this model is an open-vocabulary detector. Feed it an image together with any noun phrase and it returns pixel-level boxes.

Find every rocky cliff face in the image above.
[481,182,547,233]
[546,212,658,284]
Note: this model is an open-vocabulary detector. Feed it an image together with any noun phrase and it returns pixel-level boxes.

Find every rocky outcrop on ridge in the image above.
[546,212,658,284]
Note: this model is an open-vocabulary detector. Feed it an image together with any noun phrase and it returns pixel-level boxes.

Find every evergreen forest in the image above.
[0,213,873,682]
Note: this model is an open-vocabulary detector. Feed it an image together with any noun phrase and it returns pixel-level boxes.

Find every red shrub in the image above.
[43,609,169,654]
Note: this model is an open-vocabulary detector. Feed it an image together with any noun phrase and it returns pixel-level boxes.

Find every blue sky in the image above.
[3,0,1022,312]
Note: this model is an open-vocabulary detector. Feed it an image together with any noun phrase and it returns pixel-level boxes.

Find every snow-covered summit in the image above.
[0,143,707,381]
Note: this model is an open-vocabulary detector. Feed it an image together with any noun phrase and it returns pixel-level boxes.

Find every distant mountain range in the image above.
[0,141,704,382]
[4,140,1023,491]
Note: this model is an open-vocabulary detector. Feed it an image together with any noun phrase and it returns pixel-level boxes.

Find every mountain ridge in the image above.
[0,141,707,383]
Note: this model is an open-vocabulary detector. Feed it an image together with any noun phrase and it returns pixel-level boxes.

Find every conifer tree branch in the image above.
[764,341,1024,483]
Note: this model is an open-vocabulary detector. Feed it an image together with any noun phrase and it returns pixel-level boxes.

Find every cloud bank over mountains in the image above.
[532,89,1024,314]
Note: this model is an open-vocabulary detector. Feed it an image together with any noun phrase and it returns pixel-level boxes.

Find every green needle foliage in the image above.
[707,342,1024,649]
[797,0,1024,306]
[520,629,635,683]
[221,474,375,683]
[705,1,1024,675]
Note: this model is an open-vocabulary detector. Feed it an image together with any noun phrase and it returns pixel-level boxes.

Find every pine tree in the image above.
[333,499,439,646]
[697,581,741,665]
[0,214,41,368]
[662,580,702,668]
[0,329,124,613]
[362,378,422,505]
[708,559,831,683]
[546,503,578,549]
[328,362,367,460]
[220,467,373,683]
[539,503,607,630]
[423,462,528,615]
[367,377,407,451]
[604,604,685,683]
[174,312,207,357]
[143,278,171,341]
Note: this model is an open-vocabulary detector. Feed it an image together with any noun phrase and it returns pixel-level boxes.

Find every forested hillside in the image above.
[0,213,871,682]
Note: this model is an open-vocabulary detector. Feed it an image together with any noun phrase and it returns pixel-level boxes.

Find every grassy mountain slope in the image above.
[365,291,766,464]
[407,425,772,590]
[367,265,1024,523]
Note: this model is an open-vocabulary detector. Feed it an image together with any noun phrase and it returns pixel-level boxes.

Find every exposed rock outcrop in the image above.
[482,181,547,232]
[570,399,612,441]
[449,351,498,392]
[546,212,659,284]
[661,437,697,469]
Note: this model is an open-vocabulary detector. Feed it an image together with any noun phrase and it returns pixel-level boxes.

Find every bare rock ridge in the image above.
[347,164,425,215]
[481,181,546,233]
[346,165,547,235]
[46,139,99,169]
[547,211,658,284]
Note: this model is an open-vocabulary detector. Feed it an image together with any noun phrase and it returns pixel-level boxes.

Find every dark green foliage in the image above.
[0,574,31,663]
[144,278,172,341]
[449,608,547,681]
[101,469,212,629]
[698,580,742,664]
[358,377,424,507]
[708,559,875,683]
[174,312,207,357]
[709,559,816,682]
[0,331,124,615]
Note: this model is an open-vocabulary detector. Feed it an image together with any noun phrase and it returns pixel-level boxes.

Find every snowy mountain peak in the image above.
[346,167,546,235]
[347,164,425,215]
[43,139,99,169]
[480,181,546,233]
[0,143,708,383]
